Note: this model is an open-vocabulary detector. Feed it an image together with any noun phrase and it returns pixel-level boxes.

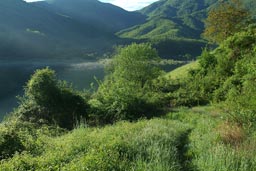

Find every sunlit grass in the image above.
[0,119,190,171]
[165,61,199,79]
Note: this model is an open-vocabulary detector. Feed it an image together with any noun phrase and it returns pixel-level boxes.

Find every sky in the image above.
[24,0,158,11]
[100,0,158,11]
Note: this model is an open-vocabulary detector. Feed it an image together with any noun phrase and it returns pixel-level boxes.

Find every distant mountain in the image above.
[33,0,146,33]
[117,0,256,59]
[0,0,145,60]
[118,0,217,40]
[1,0,254,60]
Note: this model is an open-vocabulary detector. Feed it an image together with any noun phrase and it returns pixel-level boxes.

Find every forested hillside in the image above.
[1,0,255,60]
[0,0,145,60]
[1,0,256,170]
[119,0,216,39]
[33,0,146,33]
[118,0,256,59]
[119,0,255,40]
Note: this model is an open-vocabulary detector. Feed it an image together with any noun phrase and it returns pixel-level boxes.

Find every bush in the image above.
[165,26,256,114]
[0,127,24,159]
[17,68,89,129]
[90,43,164,124]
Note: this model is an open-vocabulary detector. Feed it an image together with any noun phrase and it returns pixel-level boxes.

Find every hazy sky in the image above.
[24,0,158,11]
[100,0,158,11]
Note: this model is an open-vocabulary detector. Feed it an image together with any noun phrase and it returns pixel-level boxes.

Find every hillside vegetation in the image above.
[118,0,256,59]
[0,119,190,170]
[1,0,256,170]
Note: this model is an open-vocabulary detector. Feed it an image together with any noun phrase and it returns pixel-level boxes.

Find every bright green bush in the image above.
[90,43,165,124]
[164,26,256,125]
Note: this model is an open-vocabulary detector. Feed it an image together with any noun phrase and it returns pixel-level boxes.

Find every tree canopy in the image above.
[203,0,250,44]
[90,43,164,124]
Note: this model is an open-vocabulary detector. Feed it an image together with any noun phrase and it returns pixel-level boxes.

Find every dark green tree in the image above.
[19,68,89,129]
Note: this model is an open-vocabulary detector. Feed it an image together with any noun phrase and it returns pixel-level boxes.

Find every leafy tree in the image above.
[203,0,250,44]
[90,43,164,124]
[110,43,161,87]
[18,68,89,129]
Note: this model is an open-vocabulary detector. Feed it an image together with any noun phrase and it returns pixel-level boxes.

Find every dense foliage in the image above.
[15,68,89,130]
[0,119,190,171]
[163,25,256,127]
[90,43,165,124]
[203,0,251,43]
[1,0,256,169]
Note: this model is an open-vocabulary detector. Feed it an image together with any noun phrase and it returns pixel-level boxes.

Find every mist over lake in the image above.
[0,59,105,120]
[0,59,181,121]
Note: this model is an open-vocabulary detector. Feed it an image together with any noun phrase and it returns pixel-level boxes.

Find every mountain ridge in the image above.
[0,0,145,60]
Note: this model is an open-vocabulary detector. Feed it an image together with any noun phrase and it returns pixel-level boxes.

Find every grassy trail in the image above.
[1,106,256,170]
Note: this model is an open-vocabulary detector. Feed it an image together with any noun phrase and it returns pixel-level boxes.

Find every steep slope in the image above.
[33,0,146,33]
[118,0,217,40]
[0,0,117,59]
[0,0,145,60]
[119,0,256,40]
[117,0,255,59]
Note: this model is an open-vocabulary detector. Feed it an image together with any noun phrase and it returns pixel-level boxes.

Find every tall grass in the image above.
[166,106,256,171]
[0,119,190,171]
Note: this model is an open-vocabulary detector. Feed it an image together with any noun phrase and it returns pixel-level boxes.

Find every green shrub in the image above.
[165,26,256,115]
[90,43,164,124]
[0,127,24,159]
[17,68,89,129]
[0,118,66,160]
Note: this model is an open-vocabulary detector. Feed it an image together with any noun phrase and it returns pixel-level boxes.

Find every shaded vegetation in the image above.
[14,68,89,130]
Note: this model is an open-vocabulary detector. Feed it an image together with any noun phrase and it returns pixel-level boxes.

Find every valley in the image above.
[0,0,256,170]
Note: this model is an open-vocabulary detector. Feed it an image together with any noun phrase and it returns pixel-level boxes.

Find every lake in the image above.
[0,59,183,121]
[0,59,105,120]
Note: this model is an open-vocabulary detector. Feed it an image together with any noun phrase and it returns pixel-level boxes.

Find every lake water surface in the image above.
[0,60,105,120]
[0,59,182,121]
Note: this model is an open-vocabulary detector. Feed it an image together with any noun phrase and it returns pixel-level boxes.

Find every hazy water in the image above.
[0,60,105,120]
[0,59,182,121]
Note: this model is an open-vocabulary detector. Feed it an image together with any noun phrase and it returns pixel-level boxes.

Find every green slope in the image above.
[0,119,190,171]
[117,18,196,40]
[117,0,255,59]
[35,0,146,33]
[166,61,199,79]
[119,0,255,40]
[118,0,218,40]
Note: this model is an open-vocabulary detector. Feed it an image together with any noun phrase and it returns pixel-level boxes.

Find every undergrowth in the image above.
[166,106,256,171]
[0,119,190,171]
